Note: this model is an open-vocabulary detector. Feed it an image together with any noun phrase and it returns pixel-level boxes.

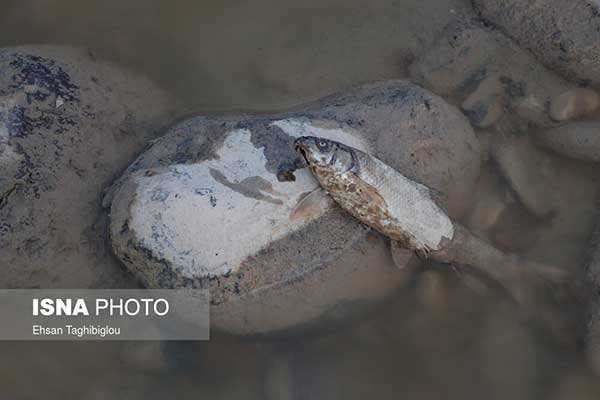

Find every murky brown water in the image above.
[1,0,600,399]
[0,0,470,111]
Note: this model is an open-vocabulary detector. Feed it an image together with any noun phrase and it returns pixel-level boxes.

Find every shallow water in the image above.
[1,0,600,399]
[0,0,469,111]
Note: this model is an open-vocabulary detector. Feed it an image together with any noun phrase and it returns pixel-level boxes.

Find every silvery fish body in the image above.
[295,136,455,253]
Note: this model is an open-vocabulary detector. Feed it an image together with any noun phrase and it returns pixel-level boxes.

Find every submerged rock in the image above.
[549,88,599,122]
[491,134,558,218]
[106,81,481,334]
[473,0,600,86]
[461,74,505,128]
[464,168,511,236]
[0,45,180,289]
[409,17,574,128]
[370,83,482,218]
[536,121,600,163]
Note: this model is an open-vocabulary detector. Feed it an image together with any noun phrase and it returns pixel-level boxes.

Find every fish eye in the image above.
[316,139,329,150]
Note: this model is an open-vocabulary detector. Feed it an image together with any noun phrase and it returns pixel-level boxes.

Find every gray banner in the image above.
[0,289,209,340]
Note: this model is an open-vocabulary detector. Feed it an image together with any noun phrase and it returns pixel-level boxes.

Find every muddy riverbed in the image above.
[1,0,600,399]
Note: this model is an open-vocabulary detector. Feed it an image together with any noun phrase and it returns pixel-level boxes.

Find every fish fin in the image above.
[413,238,431,260]
[290,187,332,221]
[353,178,389,210]
[390,240,414,269]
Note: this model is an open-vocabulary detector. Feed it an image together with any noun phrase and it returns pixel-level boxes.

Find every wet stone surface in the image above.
[409,16,575,129]
[0,45,180,289]
[473,0,600,87]
[106,80,482,334]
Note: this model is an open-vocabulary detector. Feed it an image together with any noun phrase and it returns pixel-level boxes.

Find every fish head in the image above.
[294,136,356,176]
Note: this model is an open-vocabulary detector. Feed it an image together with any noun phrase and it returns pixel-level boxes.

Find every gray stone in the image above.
[473,0,600,86]
[106,81,481,334]
[461,74,505,128]
[0,45,180,289]
[536,121,600,163]
[409,17,573,128]
[549,88,599,122]
[371,82,482,218]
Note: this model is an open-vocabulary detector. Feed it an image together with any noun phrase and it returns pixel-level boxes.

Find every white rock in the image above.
[120,122,368,278]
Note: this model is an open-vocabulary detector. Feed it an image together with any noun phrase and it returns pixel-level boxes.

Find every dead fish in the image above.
[295,136,453,254]
[295,136,567,306]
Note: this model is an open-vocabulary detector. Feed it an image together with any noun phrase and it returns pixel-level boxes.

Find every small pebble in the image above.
[461,75,505,128]
[550,88,599,121]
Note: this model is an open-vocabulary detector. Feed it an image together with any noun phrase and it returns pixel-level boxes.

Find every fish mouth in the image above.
[295,144,311,165]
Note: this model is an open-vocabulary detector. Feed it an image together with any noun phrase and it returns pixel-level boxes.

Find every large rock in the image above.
[472,0,600,86]
[409,17,574,128]
[0,45,180,288]
[106,81,481,334]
